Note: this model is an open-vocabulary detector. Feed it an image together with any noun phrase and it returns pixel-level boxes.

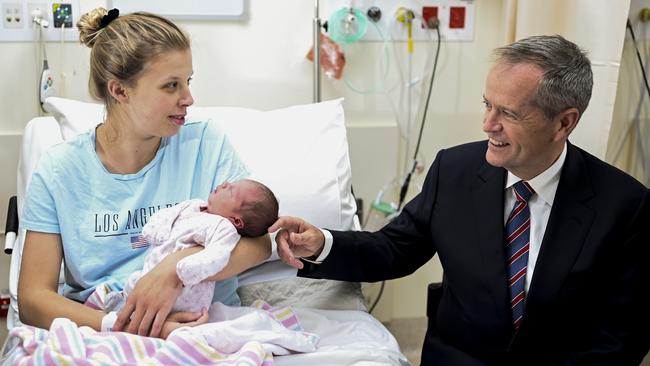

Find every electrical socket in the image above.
[0,0,80,41]
[27,2,48,28]
[2,2,24,29]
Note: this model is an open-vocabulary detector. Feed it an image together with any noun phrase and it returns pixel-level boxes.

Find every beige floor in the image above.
[384,317,427,366]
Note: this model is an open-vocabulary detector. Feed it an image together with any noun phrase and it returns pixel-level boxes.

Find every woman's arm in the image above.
[18,231,104,330]
[206,234,272,281]
[20,230,210,337]
[115,234,271,337]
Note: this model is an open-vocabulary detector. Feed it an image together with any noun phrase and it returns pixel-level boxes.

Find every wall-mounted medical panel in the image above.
[322,0,475,42]
[0,0,79,42]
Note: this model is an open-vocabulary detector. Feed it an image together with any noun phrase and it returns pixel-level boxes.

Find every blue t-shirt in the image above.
[21,120,249,304]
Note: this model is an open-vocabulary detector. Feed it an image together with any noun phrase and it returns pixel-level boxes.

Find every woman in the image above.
[17,8,271,338]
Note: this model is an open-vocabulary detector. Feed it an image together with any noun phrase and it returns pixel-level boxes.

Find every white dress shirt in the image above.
[504,143,566,293]
[313,142,568,292]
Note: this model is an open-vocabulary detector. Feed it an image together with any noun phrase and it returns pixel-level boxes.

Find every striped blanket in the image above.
[5,300,319,365]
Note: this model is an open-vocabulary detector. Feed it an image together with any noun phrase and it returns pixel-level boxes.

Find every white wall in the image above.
[511,0,630,160]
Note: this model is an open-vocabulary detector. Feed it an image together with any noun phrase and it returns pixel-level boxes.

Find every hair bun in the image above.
[77,7,109,48]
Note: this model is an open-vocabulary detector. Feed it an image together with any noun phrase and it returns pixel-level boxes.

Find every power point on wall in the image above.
[448,6,466,29]
[2,2,24,29]
[0,0,80,41]
[28,3,48,28]
[422,6,439,29]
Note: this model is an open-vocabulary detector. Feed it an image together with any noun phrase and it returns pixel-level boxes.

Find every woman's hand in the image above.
[113,247,201,337]
[161,308,209,339]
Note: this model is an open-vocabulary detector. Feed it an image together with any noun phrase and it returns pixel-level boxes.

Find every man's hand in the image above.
[113,249,191,337]
[161,308,209,339]
[268,216,325,269]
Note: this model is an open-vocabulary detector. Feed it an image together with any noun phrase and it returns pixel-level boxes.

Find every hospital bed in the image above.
[1,97,410,365]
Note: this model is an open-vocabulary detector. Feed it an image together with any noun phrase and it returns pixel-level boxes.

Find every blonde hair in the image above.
[77,8,190,110]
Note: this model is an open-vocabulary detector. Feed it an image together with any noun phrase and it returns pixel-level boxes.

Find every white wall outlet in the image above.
[0,0,80,41]
[27,2,47,28]
[2,3,24,29]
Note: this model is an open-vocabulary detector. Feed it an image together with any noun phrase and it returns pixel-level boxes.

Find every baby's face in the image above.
[207,180,258,217]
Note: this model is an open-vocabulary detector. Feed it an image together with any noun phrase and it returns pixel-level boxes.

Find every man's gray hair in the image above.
[493,35,593,120]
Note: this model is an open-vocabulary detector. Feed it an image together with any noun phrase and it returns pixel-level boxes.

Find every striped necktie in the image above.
[505,180,535,329]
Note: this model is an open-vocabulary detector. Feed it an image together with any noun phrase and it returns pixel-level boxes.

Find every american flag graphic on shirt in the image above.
[130,235,148,249]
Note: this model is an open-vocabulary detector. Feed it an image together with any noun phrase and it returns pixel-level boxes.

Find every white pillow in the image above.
[42,97,356,231]
[38,97,361,310]
[189,100,356,230]
[43,97,104,140]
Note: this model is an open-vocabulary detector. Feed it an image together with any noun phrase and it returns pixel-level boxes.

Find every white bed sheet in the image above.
[279,308,410,366]
[1,307,409,365]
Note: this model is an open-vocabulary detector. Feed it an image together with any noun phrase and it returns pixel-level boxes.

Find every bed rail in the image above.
[4,196,17,254]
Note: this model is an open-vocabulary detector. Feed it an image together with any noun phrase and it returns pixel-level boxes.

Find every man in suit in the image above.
[269,35,650,365]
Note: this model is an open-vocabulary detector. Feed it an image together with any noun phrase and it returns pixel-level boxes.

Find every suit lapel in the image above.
[471,143,596,339]
[472,161,511,324]
[525,143,595,313]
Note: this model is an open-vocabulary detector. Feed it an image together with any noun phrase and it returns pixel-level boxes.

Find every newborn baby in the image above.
[126,179,278,312]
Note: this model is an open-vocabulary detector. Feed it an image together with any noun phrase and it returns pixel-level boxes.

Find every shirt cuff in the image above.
[101,311,117,332]
[300,229,333,264]
[266,231,280,262]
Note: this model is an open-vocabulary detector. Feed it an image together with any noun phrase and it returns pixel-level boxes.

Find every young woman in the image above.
[18,8,271,339]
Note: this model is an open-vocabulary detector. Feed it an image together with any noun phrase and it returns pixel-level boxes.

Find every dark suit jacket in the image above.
[299,141,650,365]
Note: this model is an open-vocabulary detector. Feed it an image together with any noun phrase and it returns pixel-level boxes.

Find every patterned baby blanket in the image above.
[5,300,319,365]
